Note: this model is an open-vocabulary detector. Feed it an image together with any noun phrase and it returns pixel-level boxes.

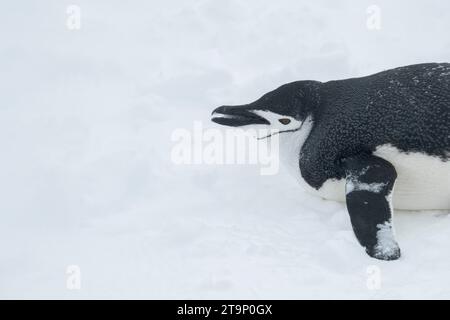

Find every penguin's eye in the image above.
[278,118,291,125]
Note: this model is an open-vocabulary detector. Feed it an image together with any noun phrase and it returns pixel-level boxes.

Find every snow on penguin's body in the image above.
[212,63,450,260]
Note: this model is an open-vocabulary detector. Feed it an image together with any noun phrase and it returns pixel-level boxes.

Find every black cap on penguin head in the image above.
[211,80,320,128]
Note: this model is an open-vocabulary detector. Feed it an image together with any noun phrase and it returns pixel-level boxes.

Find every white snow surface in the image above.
[1,0,450,299]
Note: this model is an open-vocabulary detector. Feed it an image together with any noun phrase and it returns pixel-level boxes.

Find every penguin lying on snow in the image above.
[211,63,450,261]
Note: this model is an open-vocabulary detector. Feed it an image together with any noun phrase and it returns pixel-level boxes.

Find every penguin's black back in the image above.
[300,63,450,188]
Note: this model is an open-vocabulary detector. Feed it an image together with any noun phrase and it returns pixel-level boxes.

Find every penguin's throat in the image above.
[278,117,314,177]
[256,126,302,140]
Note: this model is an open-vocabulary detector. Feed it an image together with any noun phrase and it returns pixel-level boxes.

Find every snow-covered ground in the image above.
[0,0,449,299]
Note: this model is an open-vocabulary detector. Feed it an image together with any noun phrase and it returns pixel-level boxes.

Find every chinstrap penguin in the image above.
[211,63,450,261]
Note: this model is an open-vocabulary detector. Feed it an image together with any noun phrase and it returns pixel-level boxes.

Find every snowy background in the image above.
[1,0,449,299]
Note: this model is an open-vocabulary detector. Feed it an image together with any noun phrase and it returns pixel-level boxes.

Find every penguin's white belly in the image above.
[280,132,450,210]
[373,145,449,210]
[312,145,450,210]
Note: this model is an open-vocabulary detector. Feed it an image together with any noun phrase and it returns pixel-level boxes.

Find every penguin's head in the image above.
[211,81,319,139]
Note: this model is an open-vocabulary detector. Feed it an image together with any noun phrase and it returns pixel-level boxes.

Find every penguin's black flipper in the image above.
[341,154,400,261]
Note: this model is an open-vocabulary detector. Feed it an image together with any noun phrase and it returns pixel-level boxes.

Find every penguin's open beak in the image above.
[211,105,270,127]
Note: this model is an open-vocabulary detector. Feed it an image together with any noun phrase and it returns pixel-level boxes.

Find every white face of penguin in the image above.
[211,108,303,139]
[250,110,303,137]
